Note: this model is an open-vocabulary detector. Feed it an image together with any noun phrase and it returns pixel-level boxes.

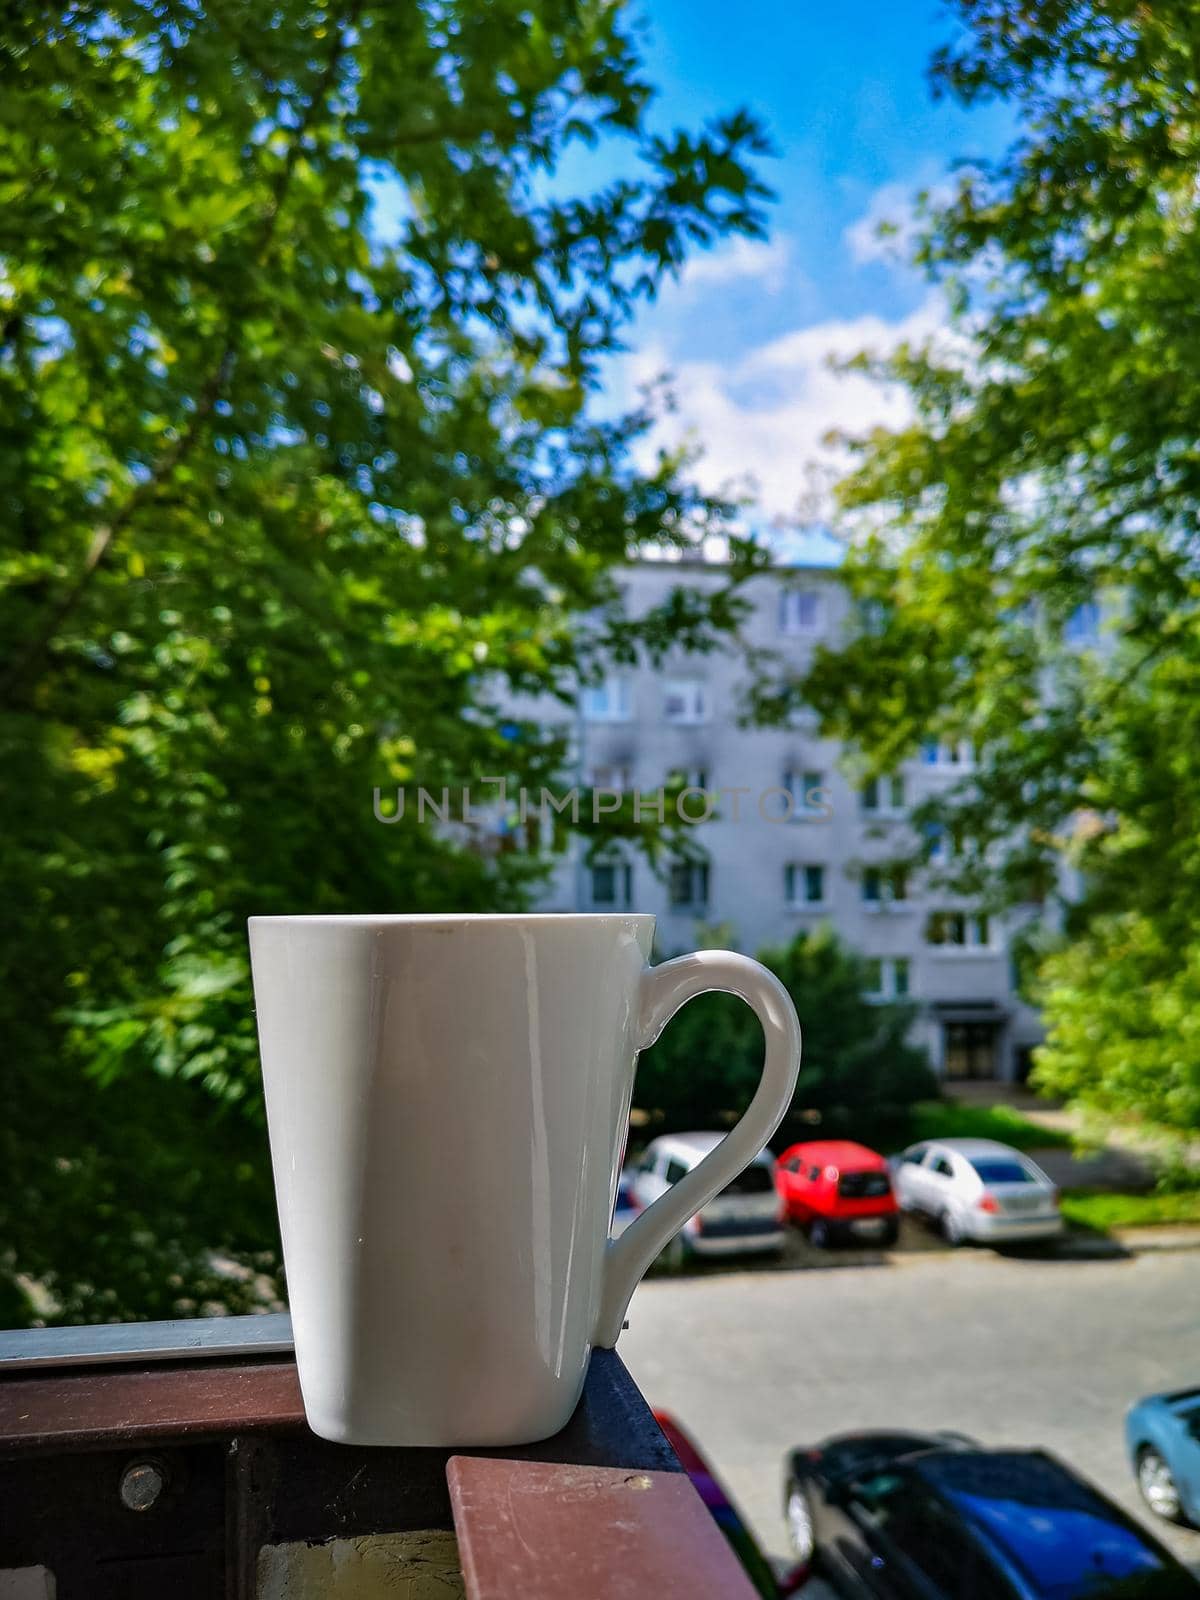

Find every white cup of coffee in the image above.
[249,912,801,1446]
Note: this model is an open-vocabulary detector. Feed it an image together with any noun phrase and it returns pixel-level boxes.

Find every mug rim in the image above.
[248,912,657,928]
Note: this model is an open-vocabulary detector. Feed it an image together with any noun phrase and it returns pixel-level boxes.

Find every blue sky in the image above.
[594,0,1013,544]
[365,3,1014,549]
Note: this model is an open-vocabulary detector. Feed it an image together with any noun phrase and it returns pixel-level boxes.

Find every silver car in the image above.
[891,1136,1063,1246]
[631,1132,784,1261]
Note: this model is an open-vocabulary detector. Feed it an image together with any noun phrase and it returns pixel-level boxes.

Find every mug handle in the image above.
[593,949,802,1348]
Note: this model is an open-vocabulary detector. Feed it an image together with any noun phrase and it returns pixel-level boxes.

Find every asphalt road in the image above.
[620,1245,1200,1582]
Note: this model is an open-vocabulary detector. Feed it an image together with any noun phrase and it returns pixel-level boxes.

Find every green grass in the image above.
[901,1100,1073,1153]
[1061,1188,1200,1231]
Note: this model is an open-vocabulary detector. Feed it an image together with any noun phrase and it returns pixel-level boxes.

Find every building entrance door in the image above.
[943,1021,999,1080]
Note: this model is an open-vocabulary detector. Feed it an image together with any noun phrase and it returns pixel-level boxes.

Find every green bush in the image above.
[635,925,936,1136]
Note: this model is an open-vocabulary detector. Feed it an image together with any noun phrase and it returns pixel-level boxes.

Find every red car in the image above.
[776,1139,899,1248]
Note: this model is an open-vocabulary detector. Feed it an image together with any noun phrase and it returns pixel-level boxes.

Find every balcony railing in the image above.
[0,1315,761,1598]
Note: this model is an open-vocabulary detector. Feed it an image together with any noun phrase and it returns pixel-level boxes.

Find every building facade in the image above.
[502,559,1044,1083]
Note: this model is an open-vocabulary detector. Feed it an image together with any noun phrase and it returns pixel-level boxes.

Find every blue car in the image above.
[1127,1387,1200,1525]
[785,1430,1200,1597]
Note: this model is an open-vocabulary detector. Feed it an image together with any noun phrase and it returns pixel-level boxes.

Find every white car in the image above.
[631,1132,784,1262]
[610,1171,640,1239]
[891,1136,1063,1246]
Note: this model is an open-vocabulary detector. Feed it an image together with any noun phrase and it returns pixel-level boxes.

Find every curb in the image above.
[1111,1227,1200,1255]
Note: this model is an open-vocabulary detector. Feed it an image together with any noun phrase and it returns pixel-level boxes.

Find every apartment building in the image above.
[501,558,1044,1083]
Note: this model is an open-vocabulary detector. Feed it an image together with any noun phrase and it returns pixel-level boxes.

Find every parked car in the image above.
[611,1170,641,1238]
[655,1410,808,1597]
[777,1139,899,1247]
[783,1429,1199,1597]
[1127,1386,1200,1526]
[631,1133,784,1263]
[891,1137,1063,1246]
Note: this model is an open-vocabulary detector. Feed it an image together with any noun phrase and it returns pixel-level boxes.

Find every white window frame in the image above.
[865,956,913,1000]
[920,740,974,768]
[668,859,710,910]
[861,774,905,816]
[662,678,708,726]
[668,765,710,792]
[784,768,828,819]
[590,859,634,909]
[785,862,827,909]
[861,866,910,909]
[925,910,994,951]
[586,762,633,792]
[779,588,822,636]
[581,675,632,723]
[924,821,954,865]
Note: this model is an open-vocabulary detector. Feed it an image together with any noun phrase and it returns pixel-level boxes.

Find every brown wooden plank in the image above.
[0,1359,305,1449]
[447,1456,763,1600]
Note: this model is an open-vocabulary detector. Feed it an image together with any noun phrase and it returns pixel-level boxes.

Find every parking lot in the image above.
[621,1242,1200,1581]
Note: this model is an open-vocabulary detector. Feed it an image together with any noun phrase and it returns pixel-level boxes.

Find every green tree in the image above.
[0,2,771,1323]
[635,926,934,1132]
[757,2,1200,1133]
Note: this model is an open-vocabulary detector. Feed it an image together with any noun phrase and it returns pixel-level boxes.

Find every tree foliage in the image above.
[0,1,772,1322]
[635,926,934,1133]
[756,2,1200,1131]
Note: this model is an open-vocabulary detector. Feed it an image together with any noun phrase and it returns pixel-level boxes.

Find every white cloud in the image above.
[626,292,950,522]
[843,172,975,271]
[843,181,924,267]
[675,233,792,294]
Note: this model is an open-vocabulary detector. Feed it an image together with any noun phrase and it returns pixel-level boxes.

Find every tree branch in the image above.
[0,2,362,705]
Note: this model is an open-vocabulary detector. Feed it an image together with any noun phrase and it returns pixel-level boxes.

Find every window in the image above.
[852,1472,987,1599]
[901,1146,927,1166]
[864,957,912,1000]
[784,768,828,818]
[785,863,826,906]
[838,1171,891,1199]
[862,866,908,905]
[718,1164,775,1197]
[861,775,905,814]
[665,1158,688,1184]
[970,1158,1033,1185]
[926,911,993,948]
[668,765,709,792]
[662,678,708,725]
[590,860,633,907]
[931,1155,954,1178]
[587,762,632,791]
[928,910,966,946]
[779,588,821,635]
[669,860,710,909]
[923,821,954,864]
[921,739,974,768]
[581,675,631,723]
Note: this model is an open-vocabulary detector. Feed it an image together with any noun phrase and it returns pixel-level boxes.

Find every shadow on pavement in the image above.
[651,1216,1136,1279]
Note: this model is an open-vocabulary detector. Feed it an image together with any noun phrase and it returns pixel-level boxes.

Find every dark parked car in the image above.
[1127,1387,1200,1525]
[784,1429,1199,1598]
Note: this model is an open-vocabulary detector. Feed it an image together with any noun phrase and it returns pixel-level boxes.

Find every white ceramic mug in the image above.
[248,913,801,1446]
